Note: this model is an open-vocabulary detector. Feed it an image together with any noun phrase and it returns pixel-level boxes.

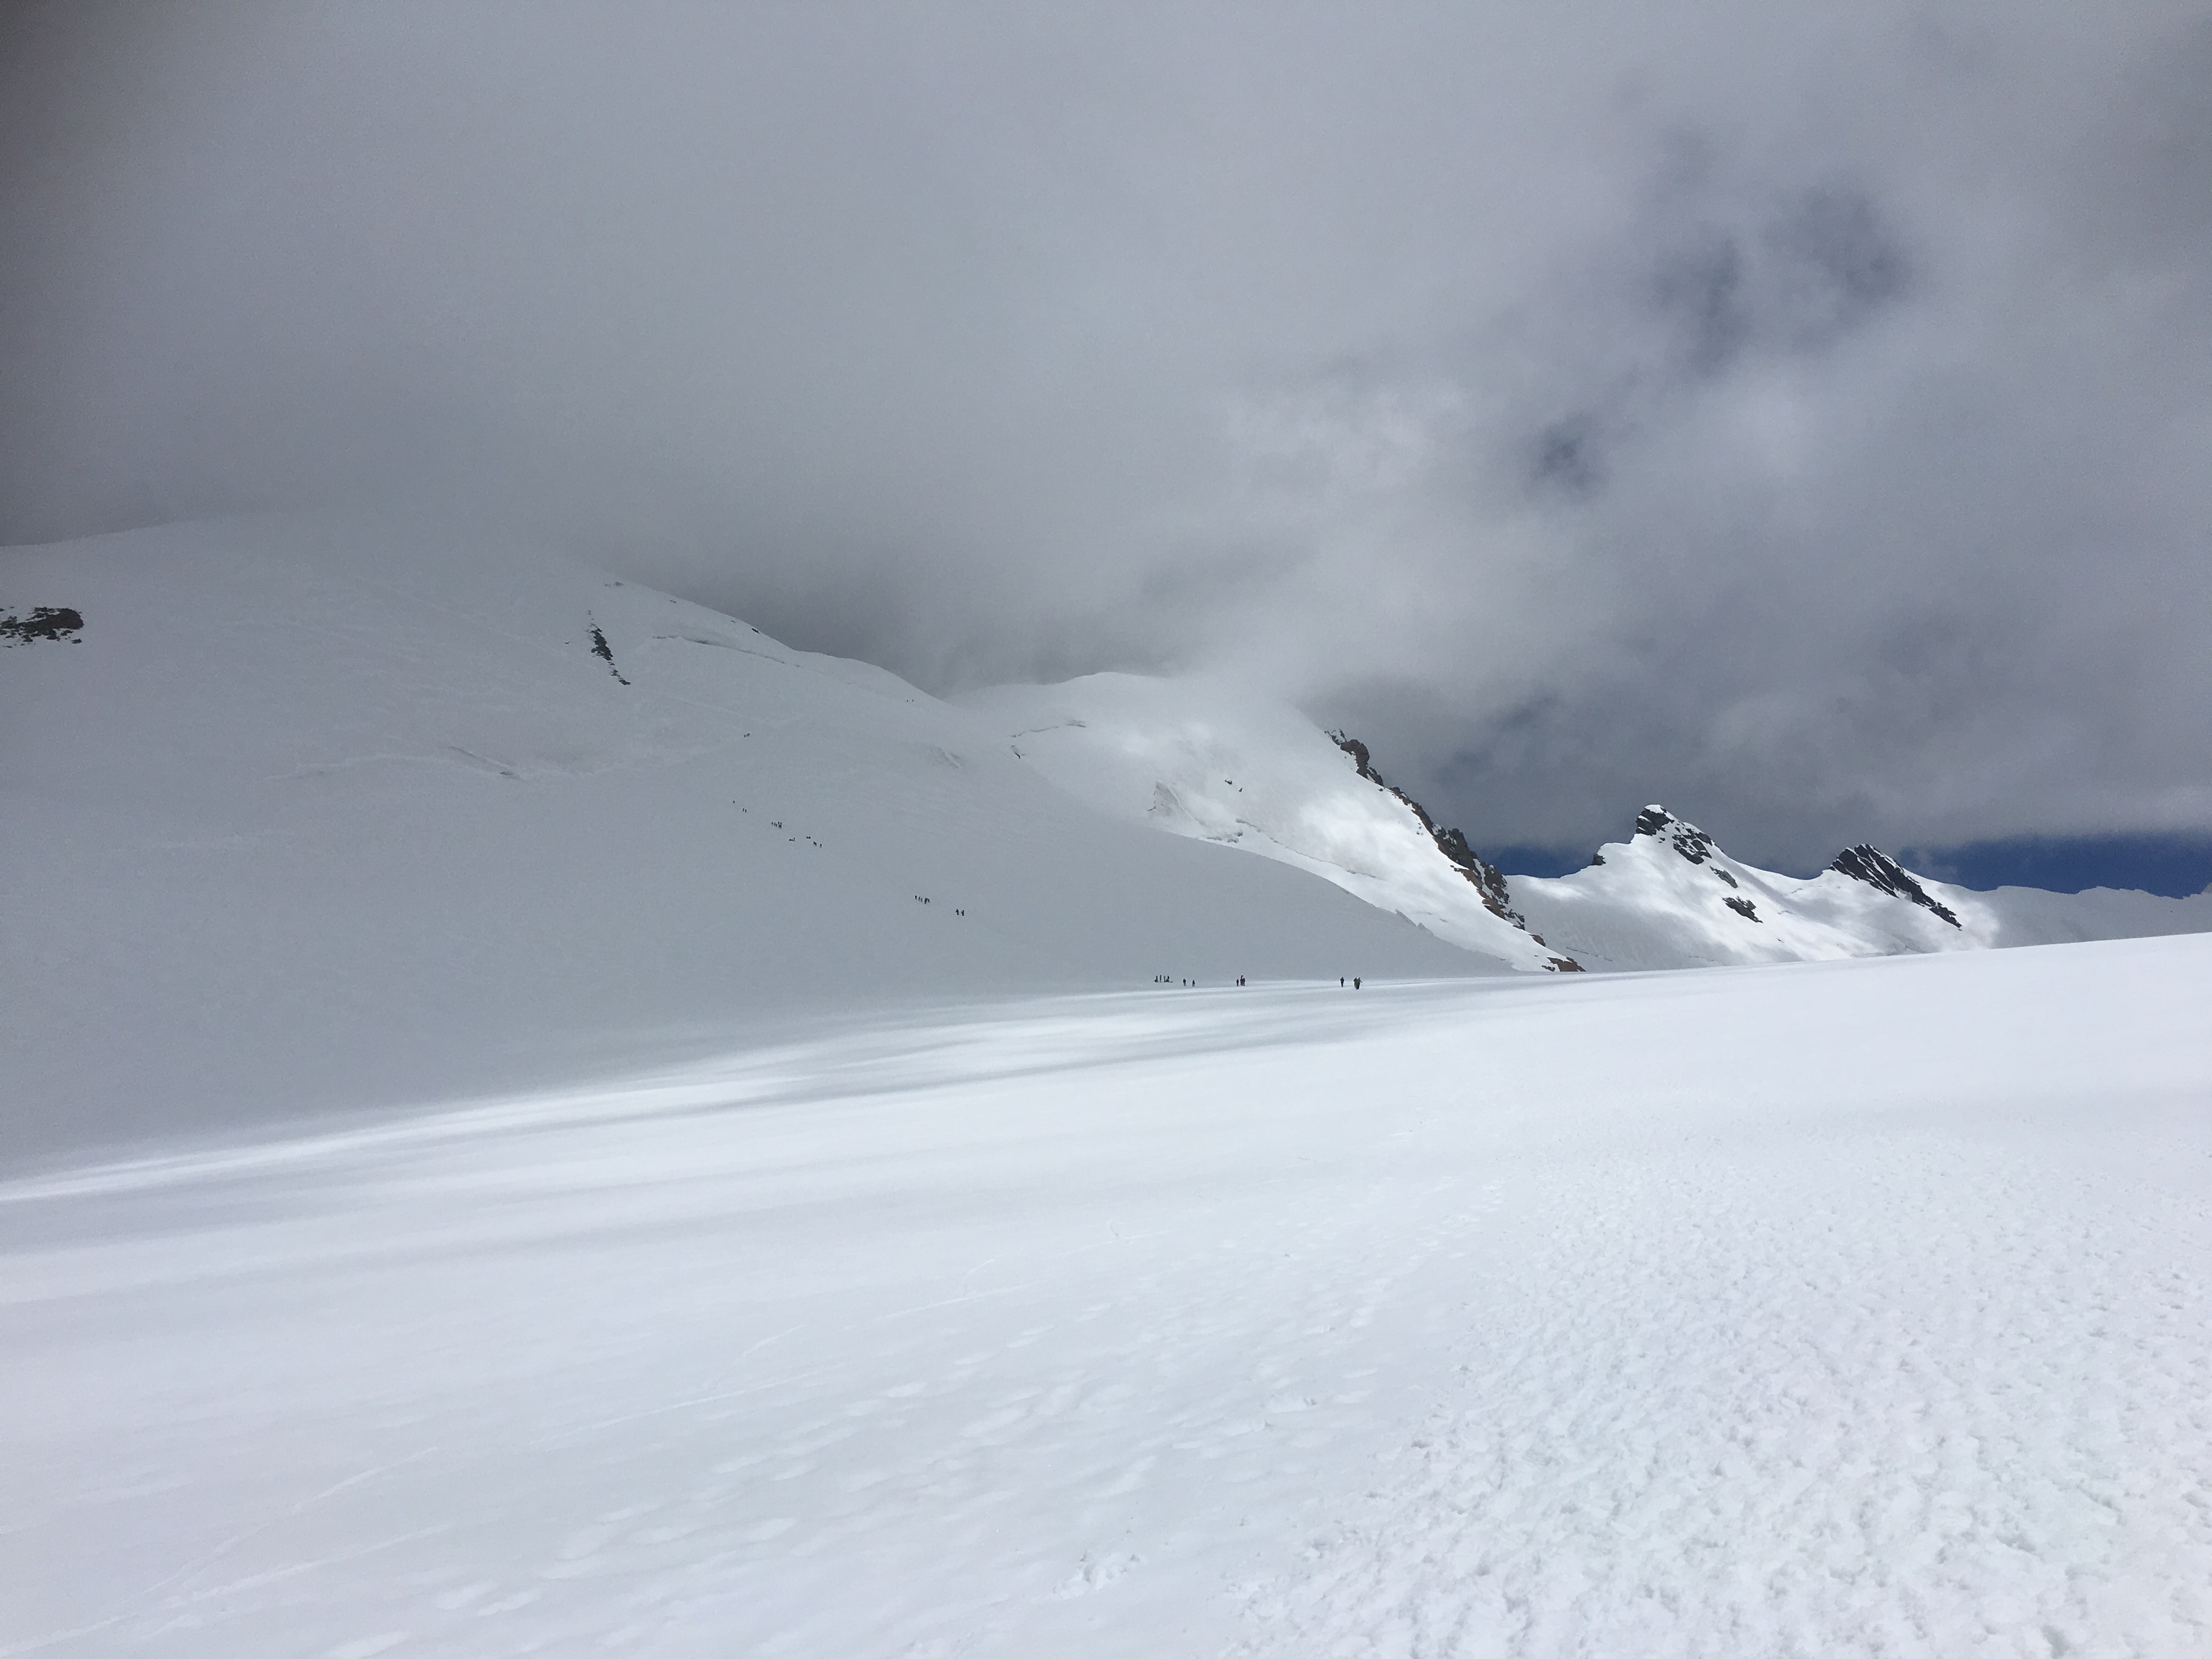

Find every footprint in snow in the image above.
[1055,1551,1142,1598]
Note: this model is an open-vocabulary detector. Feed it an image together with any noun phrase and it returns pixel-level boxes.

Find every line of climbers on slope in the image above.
[1150,975,1357,988]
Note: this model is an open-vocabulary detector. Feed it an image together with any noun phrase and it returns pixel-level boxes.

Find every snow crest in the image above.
[961,675,1577,972]
[1509,805,2210,972]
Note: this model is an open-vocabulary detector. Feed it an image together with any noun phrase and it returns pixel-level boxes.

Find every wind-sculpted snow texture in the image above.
[1,517,1490,1155]
[1509,805,2211,972]
[4,936,2210,1656]
[960,675,1574,970]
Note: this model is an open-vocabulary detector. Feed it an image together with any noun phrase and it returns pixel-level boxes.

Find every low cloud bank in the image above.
[4,2,2207,866]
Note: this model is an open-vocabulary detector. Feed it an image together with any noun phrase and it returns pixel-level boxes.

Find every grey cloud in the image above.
[1527,414,1607,500]
[4,1,2208,868]
[1646,183,1910,375]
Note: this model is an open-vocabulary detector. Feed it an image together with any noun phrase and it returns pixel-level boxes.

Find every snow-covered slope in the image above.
[1511,805,2212,972]
[8,936,2210,1655]
[960,674,1578,971]
[11,515,2204,1158]
[11,521,2211,1653]
[958,679,2209,977]
[1,517,1497,1159]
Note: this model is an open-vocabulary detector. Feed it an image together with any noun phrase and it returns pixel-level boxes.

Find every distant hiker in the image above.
[1354,977,1362,989]
[1339,977,1345,987]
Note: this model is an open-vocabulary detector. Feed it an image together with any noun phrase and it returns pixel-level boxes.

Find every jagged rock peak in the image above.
[1332,730,1501,901]
[1329,731,1581,970]
[1632,804,1719,866]
[1331,733,1383,787]
[1831,844,1961,928]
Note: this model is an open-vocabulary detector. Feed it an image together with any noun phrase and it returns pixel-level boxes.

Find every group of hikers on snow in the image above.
[1151,974,1362,988]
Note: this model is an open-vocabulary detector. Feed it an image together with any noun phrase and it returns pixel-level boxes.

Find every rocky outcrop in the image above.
[1831,844,1960,927]
[1635,804,1718,865]
[1,605,83,645]
[1331,732,1582,971]
[1630,809,1959,931]
[588,623,630,685]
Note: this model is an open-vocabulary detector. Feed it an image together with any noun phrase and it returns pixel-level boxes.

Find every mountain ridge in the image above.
[1503,802,2209,972]
[9,513,2208,1155]
[2,516,1498,1157]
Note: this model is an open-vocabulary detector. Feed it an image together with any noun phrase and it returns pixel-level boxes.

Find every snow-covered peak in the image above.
[947,679,2210,978]
[958,674,1579,972]
[1631,804,1724,866]
[1829,844,1961,927]
[1509,806,2208,971]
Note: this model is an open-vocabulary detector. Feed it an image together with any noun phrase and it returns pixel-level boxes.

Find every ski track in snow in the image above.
[5,941,2211,1657]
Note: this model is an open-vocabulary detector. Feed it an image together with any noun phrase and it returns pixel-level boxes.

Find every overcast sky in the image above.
[5,2,2208,870]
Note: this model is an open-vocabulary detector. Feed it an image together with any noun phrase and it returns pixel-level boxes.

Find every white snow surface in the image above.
[1511,809,2212,972]
[960,674,1566,970]
[10,516,2205,1165]
[5,934,2211,1656]
[2,516,1493,1159]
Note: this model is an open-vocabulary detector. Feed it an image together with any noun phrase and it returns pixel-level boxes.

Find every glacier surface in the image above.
[5,937,2209,1655]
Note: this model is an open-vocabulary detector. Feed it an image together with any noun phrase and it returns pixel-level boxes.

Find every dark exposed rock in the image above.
[588,624,629,684]
[1633,804,1718,865]
[1587,853,1605,867]
[1724,895,1761,922]
[1334,735,1381,786]
[1330,731,1583,970]
[1711,866,1738,888]
[1830,844,1961,927]
[1,605,83,645]
[1434,825,1518,916]
[1670,826,1717,864]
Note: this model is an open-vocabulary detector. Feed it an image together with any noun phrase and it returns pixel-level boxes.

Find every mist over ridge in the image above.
[5,1,2209,870]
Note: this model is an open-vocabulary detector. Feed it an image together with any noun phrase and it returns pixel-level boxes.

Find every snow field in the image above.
[5,935,2210,1656]
[9,513,2206,1170]
[0,516,1493,1158]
